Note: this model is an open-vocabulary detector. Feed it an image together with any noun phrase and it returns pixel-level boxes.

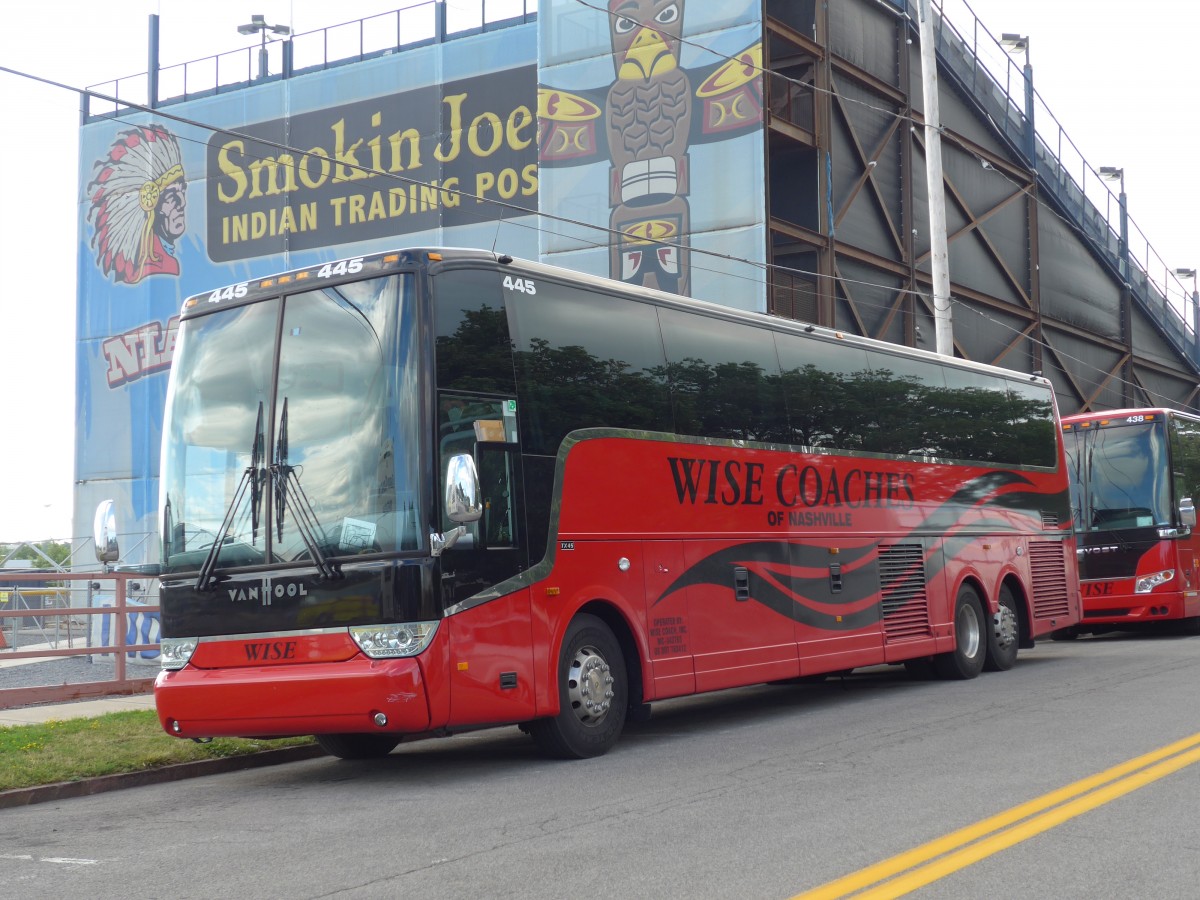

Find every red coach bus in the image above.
[134,248,1079,759]
[1059,408,1200,636]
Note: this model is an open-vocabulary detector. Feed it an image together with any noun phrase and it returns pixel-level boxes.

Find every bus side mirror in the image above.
[1180,497,1196,528]
[445,454,483,525]
[93,500,120,564]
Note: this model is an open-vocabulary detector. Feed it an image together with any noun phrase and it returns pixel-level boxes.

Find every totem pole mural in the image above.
[539,0,764,299]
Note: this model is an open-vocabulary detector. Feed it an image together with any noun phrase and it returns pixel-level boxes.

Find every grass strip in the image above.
[1,710,313,791]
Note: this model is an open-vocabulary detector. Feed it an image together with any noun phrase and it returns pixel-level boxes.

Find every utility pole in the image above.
[918,0,953,356]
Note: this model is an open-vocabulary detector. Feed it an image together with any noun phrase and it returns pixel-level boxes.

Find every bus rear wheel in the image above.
[316,733,401,760]
[983,584,1020,671]
[529,614,627,759]
[934,585,986,680]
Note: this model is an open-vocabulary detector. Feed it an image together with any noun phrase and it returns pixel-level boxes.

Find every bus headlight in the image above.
[1135,570,1175,593]
[160,637,198,670]
[350,622,439,658]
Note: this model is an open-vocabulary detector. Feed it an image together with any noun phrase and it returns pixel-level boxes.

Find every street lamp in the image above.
[238,14,291,80]
[998,34,1034,165]
[1099,166,1128,281]
[1172,267,1200,361]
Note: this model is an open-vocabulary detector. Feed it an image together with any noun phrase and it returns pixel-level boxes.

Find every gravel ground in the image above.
[0,626,158,699]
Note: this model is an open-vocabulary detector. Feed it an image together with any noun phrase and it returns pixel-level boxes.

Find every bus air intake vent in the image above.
[879,543,931,640]
[1029,541,1071,618]
[1041,512,1060,530]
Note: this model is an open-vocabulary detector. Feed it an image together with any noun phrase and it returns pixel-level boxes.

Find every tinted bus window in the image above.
[433,268,515,395]
[1169,415,1200,509]
[932,367,1016,464]
[657,308,788,442]
[1005,379,1057,468]
[862,350,948,456]
[507,280,672,456]
[774,332,872,450]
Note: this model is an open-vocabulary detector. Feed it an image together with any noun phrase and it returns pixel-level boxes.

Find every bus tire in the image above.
[315,733,401,759]
[984,584,1020,671]
[934,585,986,680]
[529,614,627,759]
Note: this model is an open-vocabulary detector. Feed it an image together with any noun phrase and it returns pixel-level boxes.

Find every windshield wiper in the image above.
[272,397,341,581]
[196,402,265,591]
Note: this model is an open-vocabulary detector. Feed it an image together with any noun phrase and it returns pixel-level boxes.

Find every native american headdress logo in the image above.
[87,125,188,285]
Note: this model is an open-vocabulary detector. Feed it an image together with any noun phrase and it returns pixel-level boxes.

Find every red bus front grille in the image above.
[1029,541,1072,618]
[879,543,931,640]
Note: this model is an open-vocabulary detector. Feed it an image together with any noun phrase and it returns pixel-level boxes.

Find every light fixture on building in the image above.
[237,14,291,79]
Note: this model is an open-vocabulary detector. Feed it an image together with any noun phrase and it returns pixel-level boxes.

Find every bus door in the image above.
[1170,417,1200,617]
[439,394,536,723]
[438,395,527,604]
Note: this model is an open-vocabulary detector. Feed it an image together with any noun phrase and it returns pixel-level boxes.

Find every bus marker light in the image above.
[457,662,469,671]
[170,720,182,734]
[374,713,388,727]
[618,557,631,571]
[278,275,292,284]
[545,587,560,596]
[428,252,443,261]
[260,279,275,287]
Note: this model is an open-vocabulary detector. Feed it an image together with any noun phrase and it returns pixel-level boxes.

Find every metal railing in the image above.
[84,0,537,118]
[926,0,1200,366]
[0,571,157,708]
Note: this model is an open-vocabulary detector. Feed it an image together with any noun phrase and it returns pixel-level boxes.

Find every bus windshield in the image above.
[1065,419,1171,532]
[160,273,424,575]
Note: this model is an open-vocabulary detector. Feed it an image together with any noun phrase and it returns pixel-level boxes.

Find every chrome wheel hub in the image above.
[961,603,982,658]
[994,604,1018,649]
[567,645,614,724]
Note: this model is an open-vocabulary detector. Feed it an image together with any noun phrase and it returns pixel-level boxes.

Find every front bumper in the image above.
[154,655,431,739]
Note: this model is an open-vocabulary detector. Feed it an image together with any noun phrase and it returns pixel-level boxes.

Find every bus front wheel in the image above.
[529,614,628,759]
[935,585,986,680]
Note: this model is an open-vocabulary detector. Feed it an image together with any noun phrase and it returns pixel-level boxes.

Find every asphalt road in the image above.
[3,631,1199,899]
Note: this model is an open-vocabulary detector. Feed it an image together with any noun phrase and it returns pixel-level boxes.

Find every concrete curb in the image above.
[0,744,328,809]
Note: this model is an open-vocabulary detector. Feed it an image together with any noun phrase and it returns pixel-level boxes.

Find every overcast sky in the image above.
[0,0,1196,543]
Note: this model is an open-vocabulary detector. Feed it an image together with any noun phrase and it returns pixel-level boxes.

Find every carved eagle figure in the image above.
[605,0,692,205]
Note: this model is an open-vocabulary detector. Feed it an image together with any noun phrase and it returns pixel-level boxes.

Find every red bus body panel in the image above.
[156,433,1077,740]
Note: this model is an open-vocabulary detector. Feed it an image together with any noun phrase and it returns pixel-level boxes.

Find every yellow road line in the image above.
[794,731,1200,900]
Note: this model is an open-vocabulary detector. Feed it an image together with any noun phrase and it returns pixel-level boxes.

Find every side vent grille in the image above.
[1041,512,1060,530]
[1029,541,1071,619]
[879,543,931,640]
